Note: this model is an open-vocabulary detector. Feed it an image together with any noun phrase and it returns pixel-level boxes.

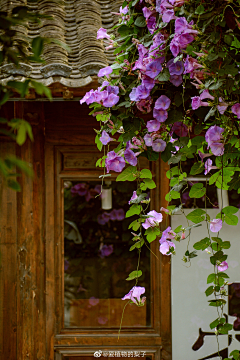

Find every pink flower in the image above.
[89,297,99,306]
[142,210,163,229]
[232,103,240,119]
[210,218,222,233]
[159,226,176,255]
[217,97,228,115]
[100,130,113,145]
[204,159,218,175]
[160,207,170,213]
[122,286,146,305]
[129,191,138,205]
[217,261,228,272]
[98,66,113,78]
[97,28,110,40]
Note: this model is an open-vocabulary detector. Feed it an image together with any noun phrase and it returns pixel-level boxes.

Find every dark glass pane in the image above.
[64,180,151,328]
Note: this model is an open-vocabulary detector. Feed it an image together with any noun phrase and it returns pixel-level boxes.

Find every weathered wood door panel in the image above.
[45,144,171,359]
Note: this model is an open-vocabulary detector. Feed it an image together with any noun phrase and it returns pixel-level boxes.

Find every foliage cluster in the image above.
[81,0,240,357]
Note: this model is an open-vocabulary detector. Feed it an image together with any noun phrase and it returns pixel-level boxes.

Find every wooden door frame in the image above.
[45,144,171,359]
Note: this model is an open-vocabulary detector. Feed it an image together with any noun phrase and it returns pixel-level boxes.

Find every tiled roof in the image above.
[0,0,122,87]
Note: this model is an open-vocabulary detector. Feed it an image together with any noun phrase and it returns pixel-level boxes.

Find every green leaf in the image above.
[186,209,206,224]
[207,273,216,284]
[126,204,141,218]
[7,179,21,191]
[134,16,146,27]
[30,80,52,100]
[145,227,160,243]
[210,318,220,329]
[221,241,231,249]
[190,162,204,175]
[205,286,214,297]
[191,136,205,148]
[95,135,103,151]
[193,237,210,251]
[189,183,206,198]
[32,36,44,57]
[140,169,152,179]
[128,219,140,231]
[6,155,33,177]
[230,350,240,360]
[116,166,137,181]
[195,4,205,14]
[140,178,156,190]
[156,68,170,82]
[161,142,175,162]
[126,270,142,281]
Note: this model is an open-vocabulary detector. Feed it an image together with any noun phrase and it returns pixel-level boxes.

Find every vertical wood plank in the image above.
[159,160,171,360]
[0,141,17,360]
[15,101,46,360]
[45,143,55,360]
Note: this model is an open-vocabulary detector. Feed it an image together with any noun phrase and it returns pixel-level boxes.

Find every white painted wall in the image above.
[171,209,240,360]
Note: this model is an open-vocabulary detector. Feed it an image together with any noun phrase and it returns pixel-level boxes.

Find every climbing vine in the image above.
[80,0,240,358]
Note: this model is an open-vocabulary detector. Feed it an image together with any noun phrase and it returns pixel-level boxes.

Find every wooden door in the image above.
[45,141,171,360]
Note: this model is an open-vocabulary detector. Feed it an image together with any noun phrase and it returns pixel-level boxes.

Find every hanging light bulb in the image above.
[101,180,112,210]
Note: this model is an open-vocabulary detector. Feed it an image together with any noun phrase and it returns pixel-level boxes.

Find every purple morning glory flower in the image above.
[98,66,113,78]
[100,130,112,145]
[97,28,110,40]
[142,6,155,20]
[191,97,207,110]
[147,16,157,34]
[115,208,125,221]
[124,148,138,166]
[146,120,161,132]
[169,75,183,87]
[155,95,171,110]
[210,218,222,232]
[204,159,218,175]
[129,191,138,204]
[217,97,228,115]
[159,226,176,255]
[103,93,119,107]
[167,59,184,75]
[99,244,114,258]
[172,122,188,137]
[175,17,197,35]
[153,108,168,122]
[159,240,176,255]
[97,212,111,225]
[107,85,119,95]
[232,103,240,119]
[119,5,128,15]
[198,150,212,163]
[191,91,212,110]
[184,55,203,75]
[105,151,126,173]
[170,36,180,57]
[152,139,166,152]
[217,261,228,272]
[129,88,140,102]
[205,125,224,156]
[122,286,146,306]
[89,297,99,306]
[136,85,150,100]
[71,183,88,196]
[142,76,156,90]
[162,9,176,23]
[142,210,163,229]
[144,134,153,147]
[145,59,162,79]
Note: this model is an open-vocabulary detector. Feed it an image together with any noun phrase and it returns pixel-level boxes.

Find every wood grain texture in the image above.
[159,160,171,360]
[0,141,17,360]
[15,102,46,360]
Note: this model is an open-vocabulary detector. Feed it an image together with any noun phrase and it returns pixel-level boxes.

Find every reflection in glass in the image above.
[64,180,151,328]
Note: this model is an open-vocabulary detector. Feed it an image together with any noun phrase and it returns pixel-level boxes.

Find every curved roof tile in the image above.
[0,0,123,88]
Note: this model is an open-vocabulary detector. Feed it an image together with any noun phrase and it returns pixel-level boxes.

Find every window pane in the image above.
[64,180,151,328]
